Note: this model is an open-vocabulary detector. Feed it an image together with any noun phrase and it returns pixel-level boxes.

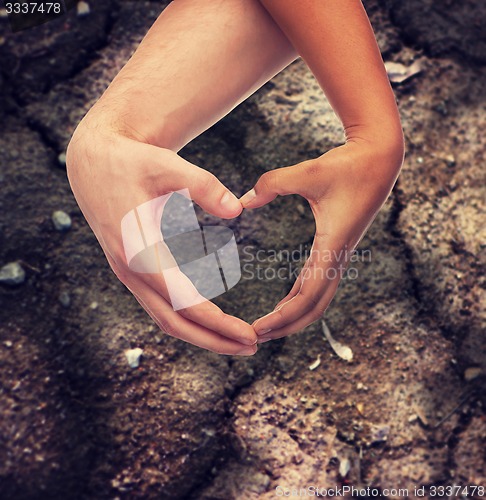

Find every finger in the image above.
[253,236,345,334]
[141,269,257,347]
[273,257,312,310]
[151,148,243,219]
[257,283,339,342]
[116,179,256,345]
[105,251,257,355]
[239,161,311,209]
[124,270,258,356]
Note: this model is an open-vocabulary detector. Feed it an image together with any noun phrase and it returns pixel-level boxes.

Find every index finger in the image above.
[252,235,348,334]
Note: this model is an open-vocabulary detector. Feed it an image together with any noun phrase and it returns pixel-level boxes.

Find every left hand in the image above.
[240,140,403,342]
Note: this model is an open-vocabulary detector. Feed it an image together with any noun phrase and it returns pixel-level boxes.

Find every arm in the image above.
[242,0,404,340]
[257,0,404,151]
[66,0,298,355]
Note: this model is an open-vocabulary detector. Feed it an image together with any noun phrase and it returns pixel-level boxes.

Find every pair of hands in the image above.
[66,115,402,356]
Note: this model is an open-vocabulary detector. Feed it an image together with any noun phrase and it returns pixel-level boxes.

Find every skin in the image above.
[66,0,404,354]
[241,0,405,341]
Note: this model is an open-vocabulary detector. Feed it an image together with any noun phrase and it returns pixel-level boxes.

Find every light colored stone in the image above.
[0,262,26,285]
[124,348,143,368]
[52,210,72,231]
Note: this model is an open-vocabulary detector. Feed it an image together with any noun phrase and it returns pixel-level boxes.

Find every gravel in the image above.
[51,210,72,232]
[124,348,143,368]
[0,262,26,285]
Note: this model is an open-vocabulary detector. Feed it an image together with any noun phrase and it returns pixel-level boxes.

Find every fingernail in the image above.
[221,191,241,212]
[240,188,256,207]
[257,336,273,344]
[240,336,258,346]
[257,328,272,335]
[236,345,257,356]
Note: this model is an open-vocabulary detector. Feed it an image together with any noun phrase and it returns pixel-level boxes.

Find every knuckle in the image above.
[159,318,177,337]
[303,160,323,179]
[209,344,229,355]
[309,309,324,324]
[259,171,276,193]
[198,172,220,198]
[111,263,130,284]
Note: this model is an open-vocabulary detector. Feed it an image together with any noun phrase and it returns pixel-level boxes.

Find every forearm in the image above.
[82,0,296,152]
[258,0,404,160]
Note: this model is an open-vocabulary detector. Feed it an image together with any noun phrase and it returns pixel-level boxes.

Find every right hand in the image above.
[66,113,257,355]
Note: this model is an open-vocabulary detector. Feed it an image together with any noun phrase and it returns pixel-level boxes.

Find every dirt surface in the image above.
[0,1,484,499]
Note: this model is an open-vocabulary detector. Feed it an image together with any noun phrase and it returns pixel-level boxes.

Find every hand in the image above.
[66,114,258,355]
[240,140,404,342]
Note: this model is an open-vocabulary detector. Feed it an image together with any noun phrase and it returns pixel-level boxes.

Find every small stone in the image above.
[58,291,71,308]
[356,382,364,390]
[0,262,26,285]
[52,211,72,232]
[57,152,67,167]
[124,348,143,368]
[444,154,456,167]
[304,398,319,412]
[4,340,13,348]
[77,1,90,16]
[464,367,482,382]
[408,414,418,423]
[370,425,390,444]
[339,457,351,478]
[89,301,98,310]
[356,402,365,416]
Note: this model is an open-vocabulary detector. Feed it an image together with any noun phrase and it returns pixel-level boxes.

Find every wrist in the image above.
[345,125,404,171]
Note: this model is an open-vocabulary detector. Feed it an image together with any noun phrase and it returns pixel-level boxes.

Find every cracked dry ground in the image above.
[0,1,484,499]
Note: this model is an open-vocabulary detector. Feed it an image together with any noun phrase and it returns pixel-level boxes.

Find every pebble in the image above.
[464,367,482,382]
[124,348,143,368]
[444,153,456,167]
[304,398,319,412]
[339,457,351,478]
[77,1,90,16]
[58,291,71,308]
[52,210,72,232]
[57,152,67,168]
[370,425,390,444]
[0,262,26,285]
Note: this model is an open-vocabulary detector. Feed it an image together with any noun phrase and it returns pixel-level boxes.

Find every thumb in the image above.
[158,148,243,219]
[188,167,243,219]
[240,163,308,209]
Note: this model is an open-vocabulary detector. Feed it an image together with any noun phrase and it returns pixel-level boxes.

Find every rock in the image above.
[0,262,26,285]
[464,367,482,382]
[77,2,90,16]
[51,211,72,232]
[58,291,71,308]
[124,348,143,369]
[370,425,391,444]
[57,152,67,168]
[339,457,351,478]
